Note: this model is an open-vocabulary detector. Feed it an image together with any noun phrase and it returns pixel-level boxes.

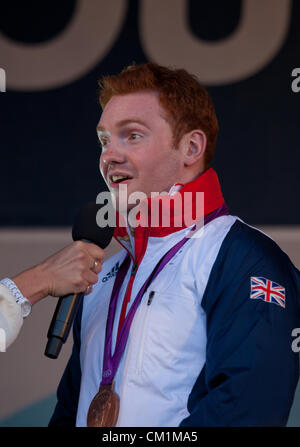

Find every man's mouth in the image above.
[109,174,133,187]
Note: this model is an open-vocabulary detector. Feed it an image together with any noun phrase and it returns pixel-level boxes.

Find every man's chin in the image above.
[111,196,130,216]
[110,184,150,218]
[110,185,137,213]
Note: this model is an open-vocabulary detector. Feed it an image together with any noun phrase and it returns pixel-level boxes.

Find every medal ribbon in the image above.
[100,203,229,386]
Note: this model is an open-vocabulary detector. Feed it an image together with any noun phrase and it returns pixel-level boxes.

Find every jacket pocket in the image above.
[135,290,203,379]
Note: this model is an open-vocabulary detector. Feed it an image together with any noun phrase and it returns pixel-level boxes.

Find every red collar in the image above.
[113,168,225,262]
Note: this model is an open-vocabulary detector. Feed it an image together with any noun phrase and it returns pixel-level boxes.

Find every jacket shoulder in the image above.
[202,218,300,314]
[216,218,297,270]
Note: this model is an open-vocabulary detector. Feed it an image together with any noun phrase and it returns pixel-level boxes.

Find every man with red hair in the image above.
[48,62,300,427]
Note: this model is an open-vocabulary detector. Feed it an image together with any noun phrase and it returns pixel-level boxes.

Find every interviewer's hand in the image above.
[12,241,105,305]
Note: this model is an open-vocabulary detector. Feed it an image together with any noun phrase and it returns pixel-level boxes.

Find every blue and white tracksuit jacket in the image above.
[49,215,300,427]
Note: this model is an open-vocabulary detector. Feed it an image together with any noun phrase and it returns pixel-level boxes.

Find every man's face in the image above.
[98,91,184,213]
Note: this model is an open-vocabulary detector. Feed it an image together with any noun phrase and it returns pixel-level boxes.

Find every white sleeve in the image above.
[0,283,23,350]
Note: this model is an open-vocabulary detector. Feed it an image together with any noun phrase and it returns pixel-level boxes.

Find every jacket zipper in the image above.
[136,291,155,374]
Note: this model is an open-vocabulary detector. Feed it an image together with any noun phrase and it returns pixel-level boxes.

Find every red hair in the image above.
[99,62,218,168]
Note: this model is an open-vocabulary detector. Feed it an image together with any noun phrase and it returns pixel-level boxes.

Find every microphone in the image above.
[44,202,114,359]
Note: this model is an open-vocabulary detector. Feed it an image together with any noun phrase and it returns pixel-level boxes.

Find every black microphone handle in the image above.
[44,203,115,359]
[44,237,92,359]
[44,291,84,359]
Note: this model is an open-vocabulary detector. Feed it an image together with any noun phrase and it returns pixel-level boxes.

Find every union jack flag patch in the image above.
[250,276,286,308]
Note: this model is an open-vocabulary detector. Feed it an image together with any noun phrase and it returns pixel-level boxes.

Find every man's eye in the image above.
[129,133,141,141]
[100,139,108,147]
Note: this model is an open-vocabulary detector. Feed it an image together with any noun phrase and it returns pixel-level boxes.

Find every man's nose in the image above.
[101,141,126,165]
[100,142,126,177]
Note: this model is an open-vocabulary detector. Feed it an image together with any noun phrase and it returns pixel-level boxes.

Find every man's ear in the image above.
[182,130,207,167]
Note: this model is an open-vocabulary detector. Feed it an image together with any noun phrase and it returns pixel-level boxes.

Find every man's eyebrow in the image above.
[116,119,150,129]
[96,118,150,131]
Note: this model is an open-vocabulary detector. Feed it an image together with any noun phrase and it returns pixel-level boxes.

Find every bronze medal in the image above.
[87,382,120,427]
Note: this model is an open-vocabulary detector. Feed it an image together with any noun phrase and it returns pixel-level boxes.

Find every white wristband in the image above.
[0,278,32,318]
